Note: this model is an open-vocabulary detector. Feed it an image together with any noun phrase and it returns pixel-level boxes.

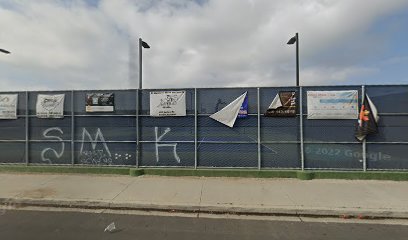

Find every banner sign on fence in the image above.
[150,91,186,116]
[210,92,247,128]
[36,94,65,118]
[355,94,379,142]
[307,90,358,119]
[86,93,114,112]
[237,94,248,118]
[0,94,18,119]
[265,91,296,117]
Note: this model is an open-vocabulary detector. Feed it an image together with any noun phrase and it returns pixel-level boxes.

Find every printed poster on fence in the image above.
[265,91,297,117]
[36,94,65,118]
[237,93,248,118]
[150,91,186,117]
[0,94,18,119]
[86,93,114,112]
[307,90,358,119]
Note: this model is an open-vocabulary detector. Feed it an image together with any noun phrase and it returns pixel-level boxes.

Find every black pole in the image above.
[137,38,143,169]
[0,49,10,54]
[138,38,143,90]
[295,33,299,87]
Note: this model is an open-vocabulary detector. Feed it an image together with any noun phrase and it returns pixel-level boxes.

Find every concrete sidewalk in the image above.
[1,173,407,219]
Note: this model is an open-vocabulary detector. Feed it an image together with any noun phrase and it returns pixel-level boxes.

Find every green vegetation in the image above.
[1,165,408,181]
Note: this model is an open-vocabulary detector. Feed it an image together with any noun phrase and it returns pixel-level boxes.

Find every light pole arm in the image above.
[0,49,10,54]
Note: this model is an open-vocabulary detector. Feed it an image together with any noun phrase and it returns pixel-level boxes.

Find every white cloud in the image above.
[301,66,379,86]
[0,0,407,90]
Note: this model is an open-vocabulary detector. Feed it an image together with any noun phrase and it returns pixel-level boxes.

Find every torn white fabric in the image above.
[209,92,247,128]
[268,93,282,109]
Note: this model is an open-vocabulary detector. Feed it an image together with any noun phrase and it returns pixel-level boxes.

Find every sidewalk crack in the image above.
[110,179,135,203]
[198,180,204,218]
[39,175,59,186]
[279,184,296,206]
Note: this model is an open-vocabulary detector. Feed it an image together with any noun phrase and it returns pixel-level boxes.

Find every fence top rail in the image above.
[0,84,408,93]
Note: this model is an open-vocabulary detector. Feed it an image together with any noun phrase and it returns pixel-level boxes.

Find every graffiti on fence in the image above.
[79,128,112,165]
[215,98,226,112]
[114,153,132,161]
[155,127,180,163]
[41,127,65,164]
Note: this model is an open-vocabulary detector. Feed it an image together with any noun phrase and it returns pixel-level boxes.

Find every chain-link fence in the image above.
[0,85,407,171]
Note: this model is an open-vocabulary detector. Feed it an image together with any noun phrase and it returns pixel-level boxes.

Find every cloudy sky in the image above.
[0,0,407,91]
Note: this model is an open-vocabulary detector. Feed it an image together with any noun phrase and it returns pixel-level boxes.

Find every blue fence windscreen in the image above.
[0,86,407,171]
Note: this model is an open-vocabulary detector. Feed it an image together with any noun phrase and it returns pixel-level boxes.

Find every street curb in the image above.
[1,165,408,181]
[1,198,408,220]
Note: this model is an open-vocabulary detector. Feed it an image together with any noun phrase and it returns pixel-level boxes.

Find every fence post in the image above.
[299,86,305,171]
[71,90,75,165]
[194,88,198,169]
[136,89,140,168]
[25,91,29,166]
[257,87,261,170]
[361,85,367,171]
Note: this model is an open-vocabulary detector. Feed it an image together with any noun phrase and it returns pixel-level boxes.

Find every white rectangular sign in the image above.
[307,90,358,119]
[0,94,18,119]
[85,93,114,112]
[36,94,65,118]
[150,91,186,117]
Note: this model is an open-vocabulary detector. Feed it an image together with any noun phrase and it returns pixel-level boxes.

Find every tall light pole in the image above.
[139,38,150,89]
[137,38,149,167]
[0,49,10,54]
[287,33,299,86]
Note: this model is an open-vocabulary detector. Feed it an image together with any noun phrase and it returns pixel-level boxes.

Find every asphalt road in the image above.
[1,209,408,240]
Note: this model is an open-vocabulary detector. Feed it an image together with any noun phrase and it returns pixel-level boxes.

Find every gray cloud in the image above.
[0,0,407,91]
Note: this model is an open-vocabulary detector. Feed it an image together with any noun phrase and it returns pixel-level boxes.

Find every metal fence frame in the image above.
[1,85,407,171]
